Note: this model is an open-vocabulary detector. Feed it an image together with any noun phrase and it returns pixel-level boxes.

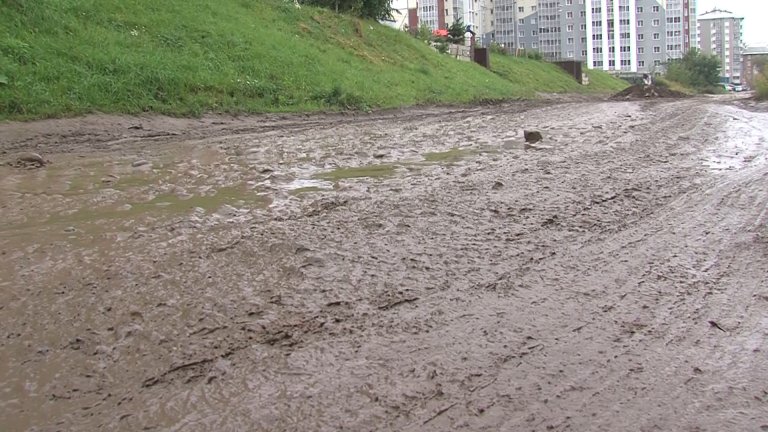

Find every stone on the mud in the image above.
[524,130,543,143]
[132,159,151,168]
[492,181,504,190]
[9,152,47,168]
[373,152,388,159]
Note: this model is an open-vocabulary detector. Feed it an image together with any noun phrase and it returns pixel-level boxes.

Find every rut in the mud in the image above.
[1,96,767,432]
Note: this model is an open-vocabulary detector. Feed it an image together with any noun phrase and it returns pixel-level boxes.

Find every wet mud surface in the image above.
[1,97,768,431]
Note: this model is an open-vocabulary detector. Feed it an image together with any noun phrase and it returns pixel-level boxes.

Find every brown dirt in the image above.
[611,83,689,99]
[1,97,768,431]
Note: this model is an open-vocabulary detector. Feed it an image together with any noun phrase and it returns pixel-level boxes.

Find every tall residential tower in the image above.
[697,8,744,84]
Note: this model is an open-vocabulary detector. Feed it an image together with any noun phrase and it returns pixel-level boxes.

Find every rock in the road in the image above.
[524,130,543,143]
[7,152,47,168]
[132,159,151,168]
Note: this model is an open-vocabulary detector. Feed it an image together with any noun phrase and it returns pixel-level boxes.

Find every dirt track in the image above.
[1,96,768,431]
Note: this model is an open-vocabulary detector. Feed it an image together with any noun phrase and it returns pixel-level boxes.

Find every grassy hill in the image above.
[0,0,627,120]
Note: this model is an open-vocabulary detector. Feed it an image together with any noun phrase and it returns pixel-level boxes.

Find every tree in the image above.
[665,49,721,91]
[447,19,466,45]
[302,0,393,21]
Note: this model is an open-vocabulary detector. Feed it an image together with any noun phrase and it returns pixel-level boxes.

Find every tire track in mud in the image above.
[2,98,768,431]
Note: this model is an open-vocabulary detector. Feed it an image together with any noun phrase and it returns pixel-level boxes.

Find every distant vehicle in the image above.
[732,84,743,92]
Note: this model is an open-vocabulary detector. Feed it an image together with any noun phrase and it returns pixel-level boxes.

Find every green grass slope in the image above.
[490,54,628,96]
[0,0,627,120]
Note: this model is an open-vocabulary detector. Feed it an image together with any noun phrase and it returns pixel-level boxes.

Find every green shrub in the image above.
[665,49,720,92]
[756,71,768,100]
[524,50,543,61]
[489,42,506,55]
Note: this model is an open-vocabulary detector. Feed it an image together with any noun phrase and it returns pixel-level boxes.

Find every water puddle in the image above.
[704,108,768,171]
[281,179,335,193]
[421,146,500,164]
[422,147,477,163]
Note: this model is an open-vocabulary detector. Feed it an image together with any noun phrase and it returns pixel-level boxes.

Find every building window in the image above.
[567,24,574,31]
[531,6,537,12]
[532,42,538,48]
[653,6,660,12]
[532,30,537,36]
[637,6,644,13]
[653,33,660,40]
[653,46,661,53]
[567,37,574,44]
[637,20,643,27]
[531,18,536,24]
[519,30,525,37]
[582,50,587,56]
[654,60,662,66]
[581,37,587,43]
[518,6,524,13]
[567,50,574,57]
[638,33,644,41]
[580,24,587,30]
[638,47,645,54]
[567,11,573,19]
[639,60,645,67]
[519,18,524,25]
[652,19,660,26]
[566,0,573,4]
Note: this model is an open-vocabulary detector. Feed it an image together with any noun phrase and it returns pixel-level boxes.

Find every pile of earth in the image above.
[612,84,688,99]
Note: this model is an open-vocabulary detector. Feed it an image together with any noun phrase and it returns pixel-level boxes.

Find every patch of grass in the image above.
[655,77,695,95]
[315,164,395,180]
[584,69,630,93]
[0,0,523,120]
[0,0,629,121]
[490,55,628,95]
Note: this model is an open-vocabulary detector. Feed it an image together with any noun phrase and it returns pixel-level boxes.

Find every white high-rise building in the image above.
[586,0,667,73]
[697,9,744,84]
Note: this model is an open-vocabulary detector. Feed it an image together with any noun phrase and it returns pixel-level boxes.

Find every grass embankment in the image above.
[655,78,696,95]
[0,0,627,121]
[490,54,628,96]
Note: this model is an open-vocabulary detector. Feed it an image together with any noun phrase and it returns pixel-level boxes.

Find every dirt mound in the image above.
[612,84,688,99]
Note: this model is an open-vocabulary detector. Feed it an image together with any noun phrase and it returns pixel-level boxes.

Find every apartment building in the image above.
[697,9,744,84]
[409,0,696,73]
[417,0,445,30]
[742,46,768,89]
[586,0,666,73]
[539,0,589,61]
[414,0,493,43]
[661,0,696,60]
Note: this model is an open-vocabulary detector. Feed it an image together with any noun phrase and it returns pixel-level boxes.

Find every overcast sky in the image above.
[697,0,767,46]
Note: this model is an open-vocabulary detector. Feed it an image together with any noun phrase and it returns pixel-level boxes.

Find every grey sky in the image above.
[697,0,768,46]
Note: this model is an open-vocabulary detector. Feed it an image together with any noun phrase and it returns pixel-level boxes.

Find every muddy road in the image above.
[1,97,767,431]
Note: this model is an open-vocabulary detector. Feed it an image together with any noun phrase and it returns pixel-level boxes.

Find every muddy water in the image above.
[1,98,768,431]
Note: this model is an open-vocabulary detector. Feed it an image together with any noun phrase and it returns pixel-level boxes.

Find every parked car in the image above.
[733,84,743,92]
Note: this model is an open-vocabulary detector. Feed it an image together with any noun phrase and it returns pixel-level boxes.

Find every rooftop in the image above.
[698,8,744,21]
[743,46,768,55]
